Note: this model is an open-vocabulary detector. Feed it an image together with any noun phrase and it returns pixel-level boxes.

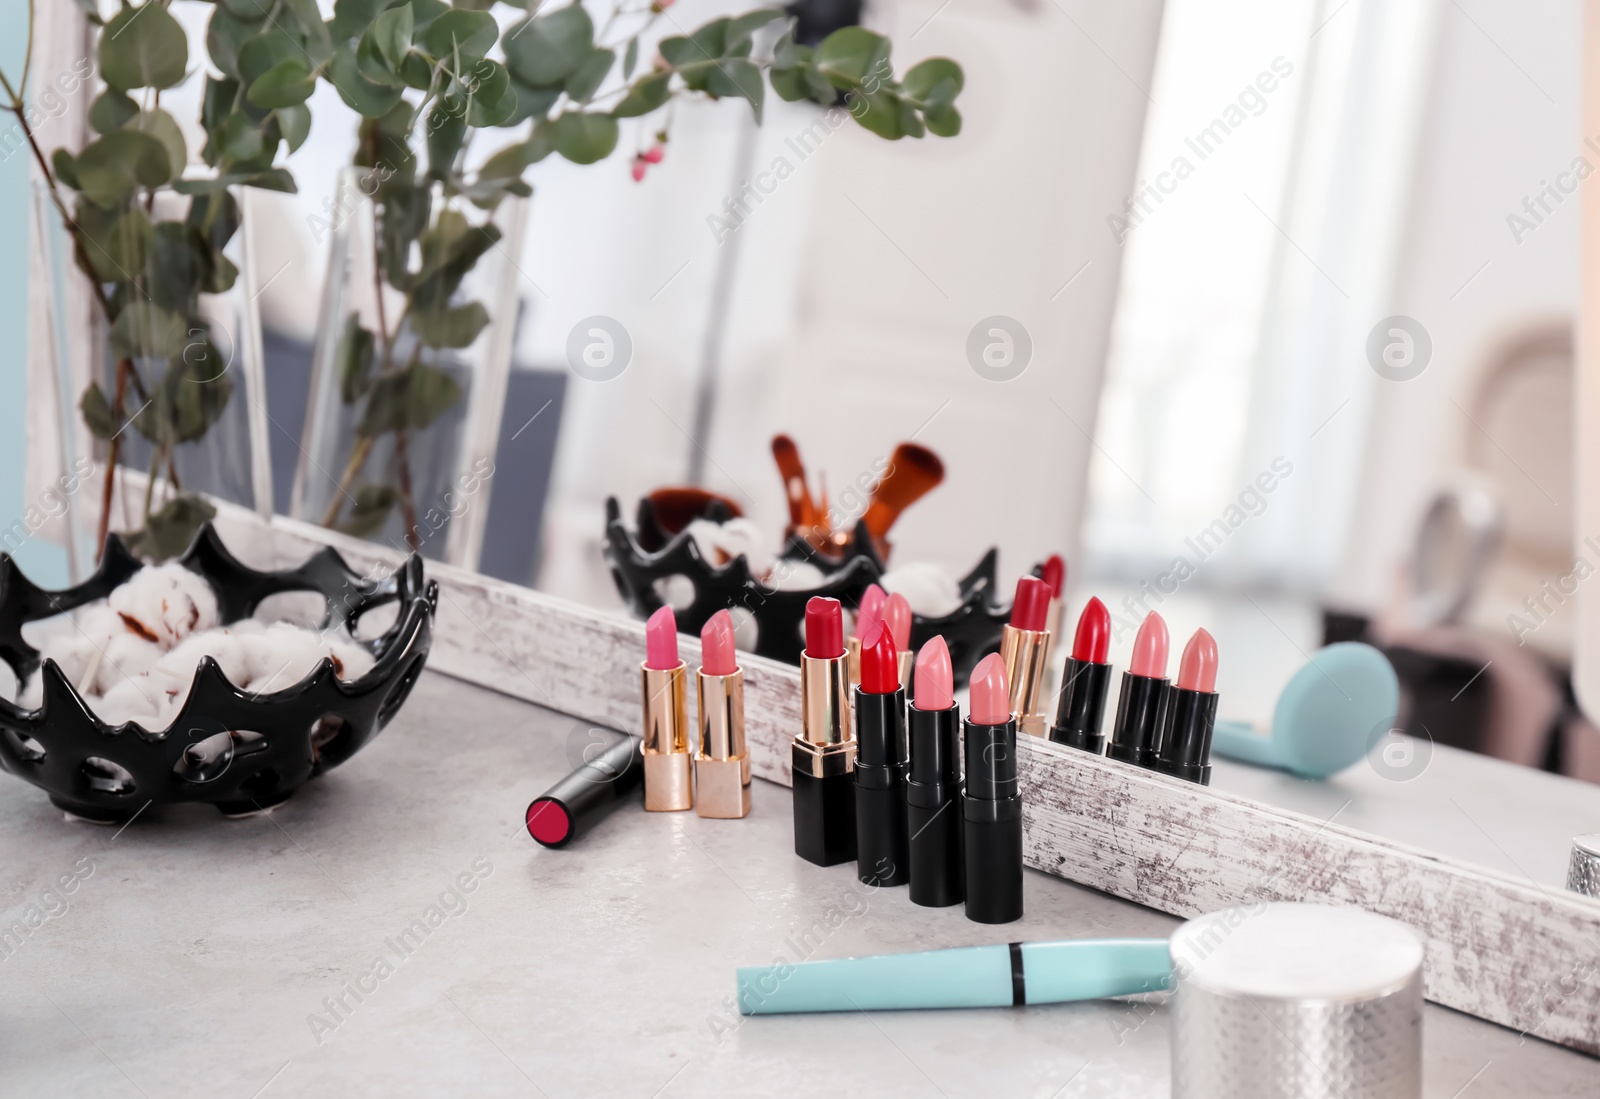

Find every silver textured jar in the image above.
[1169,903,1424,1099]
[1567,835,1600,897]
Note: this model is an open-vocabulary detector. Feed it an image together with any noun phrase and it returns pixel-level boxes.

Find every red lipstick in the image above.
[1156,629,1219,785]
[641,607,691,810]
[696,610,750,817]
[526,734,644,849]
[846,584,887,688]
[963,653,1022,924]
[1108,612,1170,771]
[793,596,856,866]
[1039,554,1067,673]
[1000,576,1052,738]
[1050,597,1114,754]
[853,623,909,886]
[907,636,962,907]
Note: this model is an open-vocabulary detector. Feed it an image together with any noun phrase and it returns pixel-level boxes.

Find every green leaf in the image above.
[282,0,334,64]
[126,495,218,563]
[426,101,467,178]
[924,101,960,137]
[412,302,490,348]
[688,18,729,59]
[411,210,500,311]
[359,361,463,435]
[564,48,614,105]
[464,59,517,126]
[51,148,79,190]
[623,37,639,79]
[504,78,562,126]
[111,302,188,360]
[162,336,235,440]
[419,8,498,63]
[172,168,296,195]
[705,59,763,122]
[206,8,259,81]
[725,9,785,55]
[902,57,963,106]
[337,484,399,538]
[144,222,203,313]
[276,104,312,152]
[816,26,891,90]
[330,0,404,42]
[851,89,906,140]
[357,32,409,87]
[89,90,139,134]
[407,0,451,33]
[610,71,670,118]
[372,3,414,68]
[100,2,189,91]
[220,0,274,18]
[504,5,594,86]
[336,313,376,403]
[237,27,303,87]
[75,130,173,208]
[75,202,154,282]
[187,189,242,253]
[657,36,704,68]
[128,109,188,178]
[80,383,118,440]
[769,64,810,103]
[478,125,557,180]
[329,44,407,117]
[552,112,619,165]
[248,58,317,108]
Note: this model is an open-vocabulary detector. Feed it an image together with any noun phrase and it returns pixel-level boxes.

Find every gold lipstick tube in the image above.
[792,651,857,865]
[846,636,862,690]
[641,662,692,810]
[1043,597,1063,684]
[1000,624,1051,738]
[896,649,914,692]
[696,668,750,818]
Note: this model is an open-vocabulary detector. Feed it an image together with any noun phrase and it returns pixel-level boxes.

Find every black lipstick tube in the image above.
[525,735,644,849]
[963,714,1023,924]
[1049,658,1111,754]
[854,687,910,886]
[1156,686,1217,785]
[907,704,964,907]
[1107,673,1169,770]
[793,650,857,866]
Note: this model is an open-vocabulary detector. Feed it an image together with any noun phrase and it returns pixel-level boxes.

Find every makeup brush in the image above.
[771,435,818,532]
[860,444,945,551]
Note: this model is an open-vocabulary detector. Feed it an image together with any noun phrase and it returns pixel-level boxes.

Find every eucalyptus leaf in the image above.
[206,7,259,81]
[815,26,891,90]
[924,102,960,138]
[426,101,468,178]
[337,484,400,538]
[725,9,785,55]
[89,90,139,135]
[75,202,153,282]
[80,383,118,441]
[276,104,312,152]
[552,111,618,165]
[503,78,562,126]
[172,168,296,195]
[336,313,377,403]
[220,0,274,19]
[187,189,242,252]
[623,37,639,80]
[850,88,905,140]
[902,57,963,106]
[419,9,498,63]
[111,302,189,361]
[75,129,173,208]
[330,0,405,42]
[237,27,303,88]
[100,2,189,91]
[163,338,235,439]
[248,58,318,108]
[329,43,407,117]
[51,149,79,191]
[145,222,202,313]
[563,48,614,105]
[610,71,670,118]
[705,59,763,122]
[126,495,217,562]
[464,59,517,127]
[411,302,490,349]
[504,6,594,86]
[768,64,810,103]
[357,32,409,88]
[372,3,414,69]
[128,109,188,177]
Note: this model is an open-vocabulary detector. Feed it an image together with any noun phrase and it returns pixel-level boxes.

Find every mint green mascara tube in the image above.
[736,938,1173,1015]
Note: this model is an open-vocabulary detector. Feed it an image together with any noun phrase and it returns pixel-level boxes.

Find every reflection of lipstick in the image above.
[884,591,914,688]
[846,584,886,689]
[907,636,963,908]
[963,653,1023,924]
[1000,576,1052,738]
[696,610,751,817]
[1156,629,1219,785]
[641,607,692,811]
[1040,554,1066,674]
[1108,612,1170,771]
[853,623,909,886]
[1050,597,1112,754]
[793,597,857,866]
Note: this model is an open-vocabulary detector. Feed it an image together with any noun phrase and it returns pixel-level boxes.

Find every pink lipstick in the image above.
[1000,576,1052,738]
[793,596,857,866]
[1156,629,1219,785]
[696,610,751,817]
[1050,597,1113,754]
[963,653,1023,924]
[641,606,692,811]
[1108,612,1170,771]
[883,591,914,688]
[907,636,963,907]
[846,583,886,688]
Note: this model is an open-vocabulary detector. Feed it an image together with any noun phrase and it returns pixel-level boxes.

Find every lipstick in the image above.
[883,591,914,689]
[526,733,644,849]
[1050,597,1112,754]
[846,583,886,689]
[793,596,857,866]
[1000,576,1052,738]
[1040,554,1066,674]
[641,606,692,810]
[852,622,910,886]
[696,610,751,817]
[963,653,1023,924]
[907,636,964,908]
[1156,629,1218,785]
[1107,612,1170,771]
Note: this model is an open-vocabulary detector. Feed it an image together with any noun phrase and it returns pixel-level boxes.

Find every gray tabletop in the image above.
[2,672,1596,1097]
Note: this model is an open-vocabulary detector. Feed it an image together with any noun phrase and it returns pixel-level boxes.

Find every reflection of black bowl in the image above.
[602,496,1014,685]
[0,524,437,821]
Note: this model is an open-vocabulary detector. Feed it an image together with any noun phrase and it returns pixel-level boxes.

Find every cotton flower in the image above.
[107,563,220,650]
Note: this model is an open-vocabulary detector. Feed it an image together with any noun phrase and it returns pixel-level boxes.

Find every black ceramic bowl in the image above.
[0,524,437,821]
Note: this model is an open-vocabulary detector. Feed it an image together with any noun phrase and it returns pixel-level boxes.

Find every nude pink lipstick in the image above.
[696,610,751,817]
[641,606,692,810]
[963,652,1022,924]
[1108,611,1170,771]
[907,636,963,907]
[1156,628,1219,785]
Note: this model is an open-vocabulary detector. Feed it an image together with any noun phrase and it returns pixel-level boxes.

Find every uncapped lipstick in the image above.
[1040,554,1066,675]
[963,653,1023,924]
[1108,612,1170,771]
[906,635,963,908]
[792,596,857,866]
[1050,597,1112,754]
[696,610,751,817]
[641,607,692,811]
[1000,576,1052,738]
[853,622,909,886]
[884,591,914,689]
[846,583,886,689]
[1156,629,1219,785]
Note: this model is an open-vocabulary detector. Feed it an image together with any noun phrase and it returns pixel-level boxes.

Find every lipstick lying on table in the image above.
[1156,629,1219,785]
[696,610,751,817]
[964,653,1023,924]
[641,607,692,811]
[853,622,910,886]
[907,636,963,908]
[1107,612,1170,772]
[1000,576,1052,738]
[792,597,857,866]
[1050,597,1112,754]
[883,591,914,689]
[846,584,886,690]
[526,733,644,849]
